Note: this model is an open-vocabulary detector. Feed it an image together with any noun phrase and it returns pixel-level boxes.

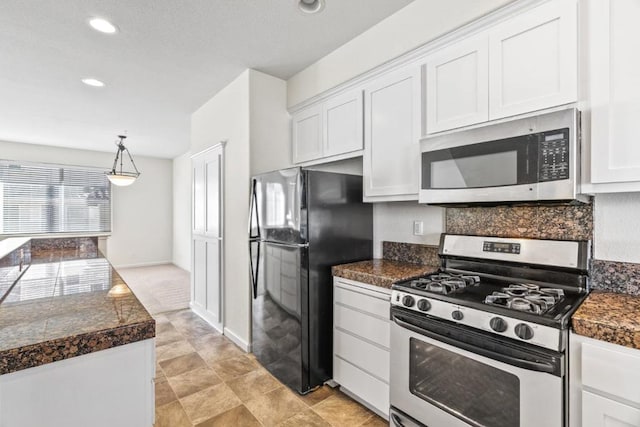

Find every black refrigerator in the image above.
[249,168,373,394]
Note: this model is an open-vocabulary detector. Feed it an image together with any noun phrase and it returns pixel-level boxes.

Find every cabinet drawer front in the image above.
[333,356,389,417]
[582,390,640,427]
[334,304,390,349]
[334,284,389,318]
[582,341,640,405]
[334,329,389,382]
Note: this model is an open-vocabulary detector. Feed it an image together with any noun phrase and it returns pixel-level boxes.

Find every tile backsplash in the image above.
[590,259,640,296]
[382,241,439,266]
[446,204,593,241]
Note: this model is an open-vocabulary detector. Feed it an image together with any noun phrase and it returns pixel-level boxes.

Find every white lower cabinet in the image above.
[583,391,640,427]
[333,277,391,417]
[570,333,640,427]
[0,340,155,427]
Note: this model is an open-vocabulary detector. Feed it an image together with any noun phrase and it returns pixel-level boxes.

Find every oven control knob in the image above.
[417,299,431,312]
[515,323,534,340]
[402,295,415,307]
[490,317,508,333]
[451,310,464,321]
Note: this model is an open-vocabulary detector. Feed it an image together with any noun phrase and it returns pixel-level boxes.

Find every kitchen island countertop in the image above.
[332,259,439,289]
[0,249,155,375]
[572,291,640,350]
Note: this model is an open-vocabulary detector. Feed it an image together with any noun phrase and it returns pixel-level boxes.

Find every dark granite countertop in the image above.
[572,291,640,349]
[0,250,155,375]
[332,259,439,289]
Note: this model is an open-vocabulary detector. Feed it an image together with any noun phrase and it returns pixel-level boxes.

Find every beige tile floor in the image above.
[154,309,388,427]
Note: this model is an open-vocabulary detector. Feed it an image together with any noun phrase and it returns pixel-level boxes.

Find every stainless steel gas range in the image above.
[389,234,590,427]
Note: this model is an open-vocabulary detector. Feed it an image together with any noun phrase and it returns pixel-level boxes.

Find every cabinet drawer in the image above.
[334,284,389,318]
[333,356,389,417]
[334,329,389,382]
[334,304,390,349]
[582,341,640,405]
[582,390,640,427]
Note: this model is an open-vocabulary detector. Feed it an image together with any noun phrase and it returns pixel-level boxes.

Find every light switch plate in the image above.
[413,220,424,236]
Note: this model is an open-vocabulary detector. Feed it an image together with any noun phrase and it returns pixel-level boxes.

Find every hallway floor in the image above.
[154,309,387,427]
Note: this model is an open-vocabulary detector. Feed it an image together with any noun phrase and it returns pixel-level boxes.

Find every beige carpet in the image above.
[117,264,190,315]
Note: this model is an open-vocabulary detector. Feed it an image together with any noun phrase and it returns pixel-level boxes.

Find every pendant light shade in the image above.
[106,135,140,186]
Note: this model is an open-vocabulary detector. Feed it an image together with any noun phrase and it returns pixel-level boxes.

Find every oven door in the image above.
[390,309,564,427]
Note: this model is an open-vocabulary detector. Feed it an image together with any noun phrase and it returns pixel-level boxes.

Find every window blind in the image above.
[0,160,111,235]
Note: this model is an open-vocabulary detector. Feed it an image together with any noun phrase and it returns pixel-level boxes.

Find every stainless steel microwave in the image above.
[419,108,588,205]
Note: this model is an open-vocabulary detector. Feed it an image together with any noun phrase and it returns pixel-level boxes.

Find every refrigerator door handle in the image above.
[249,178,260,240]
[249,240,260,299]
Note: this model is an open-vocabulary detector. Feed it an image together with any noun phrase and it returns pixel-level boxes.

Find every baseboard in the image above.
[223,327,251,352]
[113,260,173,269]
[189,303,223,334]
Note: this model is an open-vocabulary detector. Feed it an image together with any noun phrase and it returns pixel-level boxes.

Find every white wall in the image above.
[0,139,173,268]
[594,193,640,263]
[191,70,251,346]
[373,202,444,258]
[172,151,191,271]
[287,0,513,107]
[249,70,290,175]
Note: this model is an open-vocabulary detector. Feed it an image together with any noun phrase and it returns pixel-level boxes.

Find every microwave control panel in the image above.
[538,129,570,182]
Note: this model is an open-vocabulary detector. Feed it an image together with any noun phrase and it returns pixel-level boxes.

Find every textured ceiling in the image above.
[0,0,415,158]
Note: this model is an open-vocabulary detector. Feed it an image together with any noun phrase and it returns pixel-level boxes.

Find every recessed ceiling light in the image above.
[298,0,325,14]
[89,17,118,34]
[81,78,105,87]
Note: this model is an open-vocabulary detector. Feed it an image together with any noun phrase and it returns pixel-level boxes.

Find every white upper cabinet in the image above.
[488,0,577,119]
[292,89,363,165]
[292,104,323,164]
[587,0,640,187]
[363,65,421,201]
[323,90,363,158]
[425,33,489,134]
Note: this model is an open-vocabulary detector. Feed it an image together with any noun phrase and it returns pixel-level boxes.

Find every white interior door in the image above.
[191,143,225,332]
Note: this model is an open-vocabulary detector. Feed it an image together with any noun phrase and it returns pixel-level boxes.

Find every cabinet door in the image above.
[192,157,205,234]
[425,34,489,134]
[323,89,363,157]
[583,391,640,427]
[192,238,207,309]
[363,65,421,201]
[589,0,640,184]
[204,150,221,237]
[292,104,323,164]
[205,239,221,324]
[489,0,577,119]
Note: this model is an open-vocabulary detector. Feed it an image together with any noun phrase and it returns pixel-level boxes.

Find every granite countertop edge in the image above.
[571,291,640,350]
[0,319,156,375]
[332,259,440,289]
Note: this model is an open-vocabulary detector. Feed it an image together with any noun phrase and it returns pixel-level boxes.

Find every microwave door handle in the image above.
[393,316,558,375]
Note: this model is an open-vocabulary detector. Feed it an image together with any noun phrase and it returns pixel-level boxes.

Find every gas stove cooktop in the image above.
[401,272,569,316]
[390,234,591,351]
[394,271,582,327]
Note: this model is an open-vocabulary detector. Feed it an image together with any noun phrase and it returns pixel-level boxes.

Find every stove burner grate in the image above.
[408,273,480,295]
[484,284,565,314]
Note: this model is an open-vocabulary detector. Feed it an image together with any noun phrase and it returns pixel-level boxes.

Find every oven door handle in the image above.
[393,316,558,375]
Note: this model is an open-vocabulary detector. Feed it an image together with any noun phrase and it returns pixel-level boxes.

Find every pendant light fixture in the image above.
[106,135,141,186]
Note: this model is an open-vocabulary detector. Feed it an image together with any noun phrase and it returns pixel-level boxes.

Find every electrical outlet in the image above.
[413,220,424,236]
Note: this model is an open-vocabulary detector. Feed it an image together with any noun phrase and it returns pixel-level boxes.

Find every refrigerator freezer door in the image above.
[251,241,310,394]
[251,168,306,245]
